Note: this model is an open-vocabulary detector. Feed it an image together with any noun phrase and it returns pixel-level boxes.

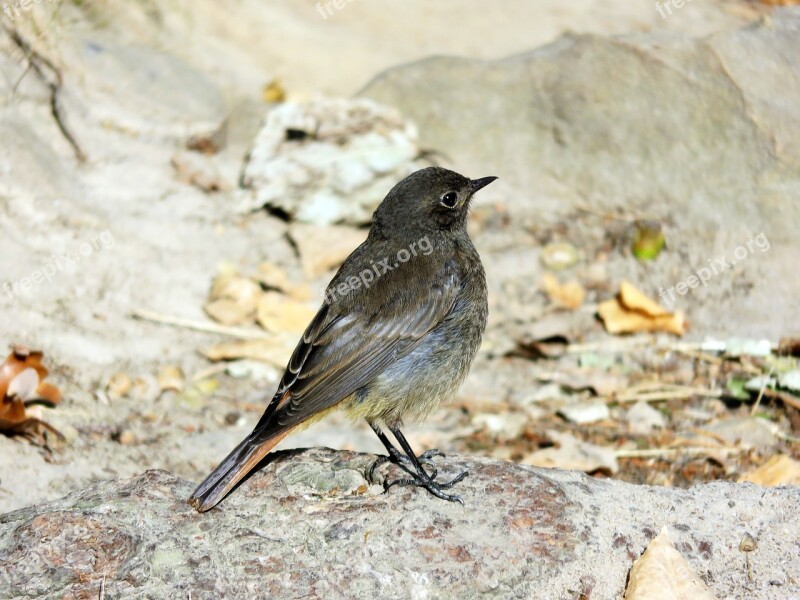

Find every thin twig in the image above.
[674,348,725,366]
[130,309,271,340]
[611,386,723,404]
[761,388,800,412]
[565,339,712,354]
[2,22,86,162]
[616,446,740,459]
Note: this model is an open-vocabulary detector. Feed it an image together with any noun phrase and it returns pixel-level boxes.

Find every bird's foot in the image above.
[367,451,439,483]
[370,447,468,504]
[385,469,469,504]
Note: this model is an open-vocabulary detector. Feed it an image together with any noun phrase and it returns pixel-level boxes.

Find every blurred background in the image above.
[2,0,799,513]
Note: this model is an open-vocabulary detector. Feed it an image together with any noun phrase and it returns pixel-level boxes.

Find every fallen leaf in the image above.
[631,220,665,261]
[739,455,800,486]
[522,430,618,474]
[541,273,586,310]
[157,366,185,393]
[177,379,219,410]
[106,372,132,399]
[262,78,287,103]
[204,268,263,325]
[778,337,800,357]
[256,291,316,334]
[201,338,295,367]
[624,527,718,600]
[254,263,312,301]
[289,223,367,279]
[598,280,686,336]
[0,347,63,442]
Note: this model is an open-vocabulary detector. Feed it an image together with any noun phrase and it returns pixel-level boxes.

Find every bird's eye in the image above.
[440,192,458,208]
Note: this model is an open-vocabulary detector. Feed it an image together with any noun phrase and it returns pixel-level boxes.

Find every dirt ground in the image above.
[2,0,798,516]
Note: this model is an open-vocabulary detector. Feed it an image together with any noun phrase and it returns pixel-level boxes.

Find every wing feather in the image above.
[255,263,458,435]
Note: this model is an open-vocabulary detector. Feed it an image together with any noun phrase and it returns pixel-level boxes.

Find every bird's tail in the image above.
[188,425,295,512]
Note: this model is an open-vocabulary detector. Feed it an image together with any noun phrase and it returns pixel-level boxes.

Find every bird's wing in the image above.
[253,262,459,435]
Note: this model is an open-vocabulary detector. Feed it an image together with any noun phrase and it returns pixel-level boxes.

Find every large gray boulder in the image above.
[361,10,800,222]
[360,9,800,340]
[1,449,797,599]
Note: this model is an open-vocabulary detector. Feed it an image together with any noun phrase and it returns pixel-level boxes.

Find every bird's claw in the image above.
[384,471,468,505]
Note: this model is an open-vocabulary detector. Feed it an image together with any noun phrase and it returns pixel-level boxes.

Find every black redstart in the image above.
[189,166,496,511]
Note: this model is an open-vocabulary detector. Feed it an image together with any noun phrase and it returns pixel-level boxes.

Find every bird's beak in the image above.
[469,176,498,193]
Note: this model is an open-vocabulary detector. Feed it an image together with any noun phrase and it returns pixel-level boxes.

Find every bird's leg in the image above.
[386,425,468,504]
[366,420,437,482]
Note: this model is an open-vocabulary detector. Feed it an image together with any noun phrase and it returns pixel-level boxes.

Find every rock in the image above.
[471,412,526,439]
[558,401,610,425]
[0,111,81,201]
[1,449,798,599]
[778,369,800,392]
[64,35,227,140]
[239,98,426,225]
[360,9,800,339]
[171,151,228,192]
[626,401,667,435]
[362,14,800,221]
[705,417,781,449]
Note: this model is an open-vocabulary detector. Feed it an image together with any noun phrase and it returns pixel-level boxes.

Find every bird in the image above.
[189,166,496,512]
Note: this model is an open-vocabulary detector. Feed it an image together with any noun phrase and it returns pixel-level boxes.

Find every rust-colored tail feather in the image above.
[188,426,295,512]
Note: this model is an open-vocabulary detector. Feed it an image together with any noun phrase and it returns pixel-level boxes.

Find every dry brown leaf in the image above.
[204,269,262,326]
[256,291,316,334]
[255,263,311,301]
[262,78,287,103]
[778,337,800,357]
[521,430,618,474]
[0,347,63,442]
[157,365,185,393]
[598,280,686,336]
[541,273,586,310]
[619,280,670,316]
[201,338,295,367]
[625,527,718,600]
[106,372,133,399]
[255,262,291,291]
[289,223,368,278]
[739,454,800,486]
